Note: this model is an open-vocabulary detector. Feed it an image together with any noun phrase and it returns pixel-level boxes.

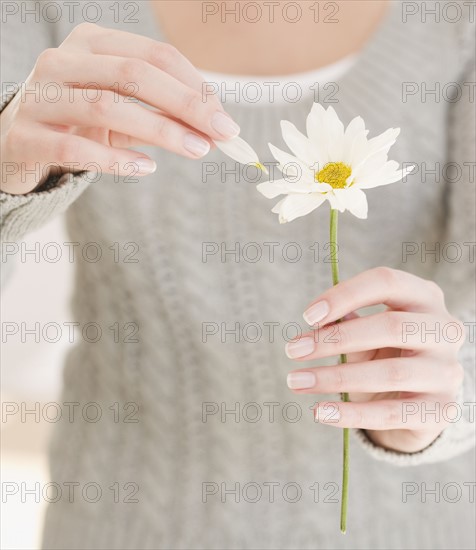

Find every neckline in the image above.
[198,53,359,107]
[199,52,359,86]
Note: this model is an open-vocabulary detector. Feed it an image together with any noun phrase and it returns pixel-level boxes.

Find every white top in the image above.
[199,53,358,106]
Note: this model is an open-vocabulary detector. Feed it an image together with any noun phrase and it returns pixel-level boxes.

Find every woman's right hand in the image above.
[0,22,240,194]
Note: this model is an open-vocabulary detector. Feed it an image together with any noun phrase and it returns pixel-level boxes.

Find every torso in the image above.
[35,3,474,548]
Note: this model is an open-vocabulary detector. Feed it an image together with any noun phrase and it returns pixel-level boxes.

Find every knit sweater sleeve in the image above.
[0,5,92,244]
[354,27,476,466]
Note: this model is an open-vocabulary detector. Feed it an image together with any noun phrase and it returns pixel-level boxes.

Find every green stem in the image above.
[329,209,349,534]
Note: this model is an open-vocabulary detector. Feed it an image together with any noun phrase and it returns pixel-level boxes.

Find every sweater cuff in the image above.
[1,87,93,243]
[0,172,91,243]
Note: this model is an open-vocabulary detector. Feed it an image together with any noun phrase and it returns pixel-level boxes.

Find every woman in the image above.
[1,1,475,548]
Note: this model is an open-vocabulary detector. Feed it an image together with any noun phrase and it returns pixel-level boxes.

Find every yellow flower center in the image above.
[315,162,352,189]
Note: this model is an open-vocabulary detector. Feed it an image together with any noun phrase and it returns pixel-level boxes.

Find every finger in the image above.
[35,49,238,140]
[302,267,447,327]
[314,397,452,430]
[36,90,212,159]
[29,128,158,178]
[286,357,462,394]
[63,24,213,96]
[76,128,153,149]
[75,123,210,150]
[338,311,374,364]
[108,131,156,149]
[285,311,460,360]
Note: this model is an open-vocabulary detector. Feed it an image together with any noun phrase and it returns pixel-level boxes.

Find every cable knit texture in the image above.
[1,2,475,549]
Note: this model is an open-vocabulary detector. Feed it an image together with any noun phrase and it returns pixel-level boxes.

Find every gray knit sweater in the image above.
[1,1,475,549]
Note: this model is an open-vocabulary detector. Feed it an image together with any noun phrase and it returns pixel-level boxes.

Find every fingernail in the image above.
[287,371,316,390]
[135,158,157,175]
[184,133,210,157]
[303,300,329,326]
[316,404,341,423]
[211,112,240,138]
[285,337,315,359]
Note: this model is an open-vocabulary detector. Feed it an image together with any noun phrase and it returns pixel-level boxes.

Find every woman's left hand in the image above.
[285,267,466,453]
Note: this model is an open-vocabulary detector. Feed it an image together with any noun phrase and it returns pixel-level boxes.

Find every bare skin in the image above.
[151,0,390,75]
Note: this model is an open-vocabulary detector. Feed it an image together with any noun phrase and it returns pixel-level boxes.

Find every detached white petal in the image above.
[214,136,268,174]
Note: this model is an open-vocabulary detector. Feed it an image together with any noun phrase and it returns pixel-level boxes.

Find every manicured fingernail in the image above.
[316,404,341,423]
[303,300,329,326]
[285,337,314,359]
[287,371,316,389]
[184,133,210,157]
[211,112,240,138]
[135,158,157,175]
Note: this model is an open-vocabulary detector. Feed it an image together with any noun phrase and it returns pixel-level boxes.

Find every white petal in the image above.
[313,182,333,193]
[306,102,326,143]
[268,143,314,182]
[257,180,289,199]
[351,150,389,182]
[325,106,345,161]
[356,161,414,189]
[257,178,331,198]
[278,193,327,223]
[215,136,267,173]
[342,116,367,164]
[305,104,346,164]
[348,130,370,169]
[367,127,400,157]
[306,103,330,165]
[332,188,368,219]
[327,192,346,212]
[400,164,416,179]
[280,120,319,166]
[352,128,400,171]
[271,198,286,214]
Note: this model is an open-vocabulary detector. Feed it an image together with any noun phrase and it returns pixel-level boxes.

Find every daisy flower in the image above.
[257,103,414,222]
